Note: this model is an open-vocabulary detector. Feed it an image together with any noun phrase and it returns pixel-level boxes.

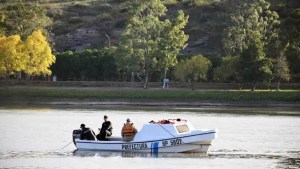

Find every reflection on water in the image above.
[73,150,207,158]
[0,149,299,169]
[73,150,300,169]
[2,149,298,160]
[0,150,72,160]
[275,151,300,169]
[73,150,158,158]
[277,157,300,169]
[0,150,207,159]
[1,149,299,169]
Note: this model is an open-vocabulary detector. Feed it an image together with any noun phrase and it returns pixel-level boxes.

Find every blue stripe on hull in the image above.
[152,142,159,154]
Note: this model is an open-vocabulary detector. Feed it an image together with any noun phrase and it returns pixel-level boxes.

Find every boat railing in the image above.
[149,118,187,124]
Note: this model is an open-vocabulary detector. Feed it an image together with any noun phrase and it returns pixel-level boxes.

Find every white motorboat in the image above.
[73,119,217,153]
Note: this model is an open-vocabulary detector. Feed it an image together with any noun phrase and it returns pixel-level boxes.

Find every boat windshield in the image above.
[176,124,190,133]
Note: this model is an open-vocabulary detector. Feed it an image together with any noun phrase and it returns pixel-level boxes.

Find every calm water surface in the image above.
[0,107,299,169]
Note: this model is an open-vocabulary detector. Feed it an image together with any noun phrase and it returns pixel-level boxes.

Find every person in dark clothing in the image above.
[80,124,96,140]
[97,115,113,140]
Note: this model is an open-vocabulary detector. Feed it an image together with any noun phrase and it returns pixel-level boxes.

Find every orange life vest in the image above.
[123,123,135,137]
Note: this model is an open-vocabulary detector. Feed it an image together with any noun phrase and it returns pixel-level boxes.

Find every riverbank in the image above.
[0,86,299,108]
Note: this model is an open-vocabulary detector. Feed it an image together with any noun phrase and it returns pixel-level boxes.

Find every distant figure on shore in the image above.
[80,124,96,140]
[121,118,138,141]
[97,115,112,140]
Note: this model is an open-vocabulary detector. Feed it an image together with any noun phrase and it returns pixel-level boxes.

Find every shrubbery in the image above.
[51,48,117,81]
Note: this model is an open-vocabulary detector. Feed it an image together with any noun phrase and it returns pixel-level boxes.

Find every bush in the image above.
[51,48,118,81]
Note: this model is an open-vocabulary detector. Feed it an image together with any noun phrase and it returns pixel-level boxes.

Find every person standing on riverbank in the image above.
[121,118,137,141]
[97,115,112,140]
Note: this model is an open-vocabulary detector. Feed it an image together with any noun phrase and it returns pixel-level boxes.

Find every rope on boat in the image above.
[60,141,73,149]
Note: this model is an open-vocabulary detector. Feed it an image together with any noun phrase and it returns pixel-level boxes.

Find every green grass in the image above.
[0,87,299,102]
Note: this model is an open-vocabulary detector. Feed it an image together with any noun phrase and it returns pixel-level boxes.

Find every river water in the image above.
[0,107,299,169]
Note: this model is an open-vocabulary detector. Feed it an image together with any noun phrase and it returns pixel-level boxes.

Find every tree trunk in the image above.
[4,73,9,80]
[144,71,149,89]
[252,82,258,91]
[25,74,30,80]
[163,68,167,89]
[190,79,195,90]
[17,71,22,80]
[131,72,134,87]
[276,80,280,91]
[164,68,167,79]
[239,83,243,90]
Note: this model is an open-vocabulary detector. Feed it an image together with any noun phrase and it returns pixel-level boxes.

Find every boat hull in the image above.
[75,131,216,153]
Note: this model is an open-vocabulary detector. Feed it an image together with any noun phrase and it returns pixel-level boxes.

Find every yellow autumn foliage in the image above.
[0,35,25,75]
[23,30,56,76]
[0,30,55,77]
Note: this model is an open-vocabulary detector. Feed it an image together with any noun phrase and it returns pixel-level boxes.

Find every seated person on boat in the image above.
[121,118,138,141]
[80,124,96,140]
[97,115,113,140]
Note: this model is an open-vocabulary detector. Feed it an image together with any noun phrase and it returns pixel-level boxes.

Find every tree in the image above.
[23,30,55,78]
[223,0,279,90]
[283,7,300,80]
[52,48,118,81]
[0,2,52,39]
[79,48,117,81]
[119,0,188,88]
[285,42,300,80]
[115,45,142,82]
[0,35,25,77]
[174,55,211,90]
[158,10,189,80]
[273,49,290,91]
[0,12,5,36]
[213,56,239,82]
[223,0,280,56]
[51,50,74,80]
[239,34,272,91]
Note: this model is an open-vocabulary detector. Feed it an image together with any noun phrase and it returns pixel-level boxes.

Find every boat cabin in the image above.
[133,119,195,142]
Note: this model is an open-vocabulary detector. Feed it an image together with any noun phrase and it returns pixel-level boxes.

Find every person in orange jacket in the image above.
[121,118,138,141]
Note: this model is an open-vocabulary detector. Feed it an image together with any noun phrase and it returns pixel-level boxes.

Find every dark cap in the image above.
[104,115,108,119]
[126,118,131,122]
[80,124,85,128]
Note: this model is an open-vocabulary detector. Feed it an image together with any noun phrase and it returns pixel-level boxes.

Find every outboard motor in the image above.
[72,129,82,146]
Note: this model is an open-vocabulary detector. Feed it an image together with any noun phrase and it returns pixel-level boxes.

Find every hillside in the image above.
[46,0,219,53]
[0,0,299,56]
